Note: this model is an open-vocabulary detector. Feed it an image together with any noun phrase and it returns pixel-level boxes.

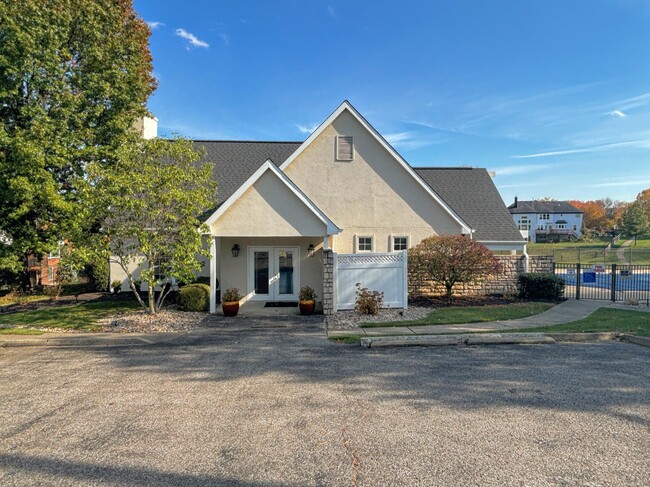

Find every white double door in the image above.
[248,247,300,301]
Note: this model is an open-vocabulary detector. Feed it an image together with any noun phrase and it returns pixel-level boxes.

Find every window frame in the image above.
[391,235,409,252]
[356,235,373,253]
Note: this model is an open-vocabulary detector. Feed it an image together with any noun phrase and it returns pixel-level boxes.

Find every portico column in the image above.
[209,236,217,314]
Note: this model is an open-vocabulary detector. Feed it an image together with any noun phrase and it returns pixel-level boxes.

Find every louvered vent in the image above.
[336,135,354,161]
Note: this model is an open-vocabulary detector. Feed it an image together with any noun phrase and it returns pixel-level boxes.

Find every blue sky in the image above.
[135,0,650,204]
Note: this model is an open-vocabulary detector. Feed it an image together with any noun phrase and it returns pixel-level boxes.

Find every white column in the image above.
[209,236,217,314]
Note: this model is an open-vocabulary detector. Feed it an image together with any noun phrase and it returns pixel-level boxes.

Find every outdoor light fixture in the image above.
[231,244,240,257]
[307,243,315,257]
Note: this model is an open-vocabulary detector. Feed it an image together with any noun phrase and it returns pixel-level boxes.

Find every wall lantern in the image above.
[307,243,315,257]
[231,244,240,258]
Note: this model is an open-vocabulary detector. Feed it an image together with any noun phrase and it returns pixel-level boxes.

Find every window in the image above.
[573,225,577,231]
[392,236,408,251]
[517,217,531,231]
[357,236,372,252]
[336,135,354,161]
[556,224,566,229]
[539,214,550,220]
[47,266,55,284]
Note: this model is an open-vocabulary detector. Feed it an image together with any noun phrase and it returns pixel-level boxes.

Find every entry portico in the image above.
[205,160,340,313]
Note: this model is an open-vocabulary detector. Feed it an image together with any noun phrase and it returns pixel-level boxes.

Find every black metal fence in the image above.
[554,263,650,304]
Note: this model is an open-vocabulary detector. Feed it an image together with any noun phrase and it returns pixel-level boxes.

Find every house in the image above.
[111,101,525,314]
[508,197,583,243]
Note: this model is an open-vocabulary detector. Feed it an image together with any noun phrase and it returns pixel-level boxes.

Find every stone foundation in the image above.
[410,255,553,298]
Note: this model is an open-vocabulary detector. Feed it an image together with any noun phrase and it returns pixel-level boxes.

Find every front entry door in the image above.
[249,247,300,301]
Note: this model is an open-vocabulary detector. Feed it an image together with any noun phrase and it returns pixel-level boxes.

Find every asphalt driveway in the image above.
[1,328,648,486]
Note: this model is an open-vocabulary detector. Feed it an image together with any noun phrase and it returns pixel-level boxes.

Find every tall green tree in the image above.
[620,201,649,245]
[0,0,156,283]
[90,138,216,314]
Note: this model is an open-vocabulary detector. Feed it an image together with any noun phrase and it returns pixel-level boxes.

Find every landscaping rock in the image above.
[97,308,208,333]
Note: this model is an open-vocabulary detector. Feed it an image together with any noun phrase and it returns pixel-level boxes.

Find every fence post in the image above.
[578,247,581,263]
[610,264,617,302]
[576,262,581,300]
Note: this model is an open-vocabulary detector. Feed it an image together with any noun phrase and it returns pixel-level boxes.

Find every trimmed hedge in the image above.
[177,283,210,312]
[86,259,110,292]
[518,273,566,300]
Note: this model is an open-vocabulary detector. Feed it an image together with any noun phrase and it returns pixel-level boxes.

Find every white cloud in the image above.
[219,33,230,46]
[493,164,554,177]
[513,138,650,159]
[296,124,318,134]
[384,132,412,144]
[146,21,165,30]
[591,179,650,188]
[609,110,626,118]
[175,28,209,48]
[327,5,338,20]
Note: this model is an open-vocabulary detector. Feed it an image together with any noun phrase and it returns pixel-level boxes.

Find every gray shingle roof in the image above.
[415,168,525,242]
[508,200,582,214]
[193,141,302,214]
[192,141,523,243]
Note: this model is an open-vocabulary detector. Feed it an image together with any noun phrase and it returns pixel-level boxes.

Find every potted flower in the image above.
[222,288,242,317]
[299,286,317,315]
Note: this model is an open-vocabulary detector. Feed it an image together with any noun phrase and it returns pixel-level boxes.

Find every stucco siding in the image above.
[283,110,464,253]
[218,237,324,303]
[212,170,327,237]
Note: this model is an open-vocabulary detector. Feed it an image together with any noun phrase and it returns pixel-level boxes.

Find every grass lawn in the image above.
[360,302,556,328]
[0,293,50,307]
[507,308,650,337]
[0,300,140,333]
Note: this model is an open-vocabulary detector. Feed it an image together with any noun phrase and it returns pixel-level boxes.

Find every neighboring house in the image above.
[111,101,525,313]
[27,251,60,287]
[508,197,583,243]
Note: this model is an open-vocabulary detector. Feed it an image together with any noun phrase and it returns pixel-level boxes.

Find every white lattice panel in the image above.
[334,251,407,310]
[337,253,403,266]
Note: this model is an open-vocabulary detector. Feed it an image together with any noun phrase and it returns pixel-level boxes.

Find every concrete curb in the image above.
[360,333,555,348]
[621,334,650,348]
[0,332,185,348]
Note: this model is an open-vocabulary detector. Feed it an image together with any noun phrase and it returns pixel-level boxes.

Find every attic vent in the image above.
[336,135,354,161]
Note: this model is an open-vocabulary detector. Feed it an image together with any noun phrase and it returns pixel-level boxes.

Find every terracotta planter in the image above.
[222,301,240,317]
[299,300,316,315]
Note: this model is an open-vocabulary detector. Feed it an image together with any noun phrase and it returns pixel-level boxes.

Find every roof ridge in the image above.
[190,139,303,144]
[414,166,481,170]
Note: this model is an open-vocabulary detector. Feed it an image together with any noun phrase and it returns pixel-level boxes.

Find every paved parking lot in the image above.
[1,329,648,486]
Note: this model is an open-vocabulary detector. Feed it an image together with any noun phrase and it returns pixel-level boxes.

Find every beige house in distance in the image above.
[111,101,526,314]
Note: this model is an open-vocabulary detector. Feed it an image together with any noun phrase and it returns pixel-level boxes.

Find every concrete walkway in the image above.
[617,239,633,263]
[327,299,643,337]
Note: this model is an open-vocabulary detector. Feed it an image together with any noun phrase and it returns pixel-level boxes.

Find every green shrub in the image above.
[222,288,241,302]
[193,276,213,286]
[354,283,384,315]
[61,283,93,296]
[86,259,110,292]
[518,273,566,300]
[178,283,210,312]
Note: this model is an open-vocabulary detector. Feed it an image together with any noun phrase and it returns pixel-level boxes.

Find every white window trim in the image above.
[355,234,374,253]
[335,135,354,161]
[390,235,410,252]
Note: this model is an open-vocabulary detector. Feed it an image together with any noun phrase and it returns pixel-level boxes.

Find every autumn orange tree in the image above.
[408,235,500,301]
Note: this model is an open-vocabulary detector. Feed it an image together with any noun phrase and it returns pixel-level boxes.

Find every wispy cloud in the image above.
[146,21,165,30]
[219,33,230,46]
[175,28,209,48]
[513,138,650,159]
[493,163,555,177]
[327,5,338,20]
[590,179,650,188]
[296,124,318,134]
[609,110,626,118]
[384,131,445,150]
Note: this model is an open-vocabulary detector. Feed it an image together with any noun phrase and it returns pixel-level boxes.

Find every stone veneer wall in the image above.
[409,255,554,298]
[322,249,334,315]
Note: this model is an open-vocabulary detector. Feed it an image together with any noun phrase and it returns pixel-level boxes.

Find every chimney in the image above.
[514,196,518,207]
[133,115,158,139]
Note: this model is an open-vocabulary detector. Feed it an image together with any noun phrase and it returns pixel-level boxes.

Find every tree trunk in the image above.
[147,282,157,314]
